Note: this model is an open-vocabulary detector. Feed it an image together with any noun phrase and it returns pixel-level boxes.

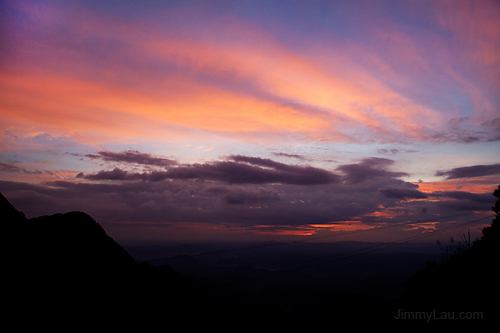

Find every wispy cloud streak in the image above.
[86,150,177,167]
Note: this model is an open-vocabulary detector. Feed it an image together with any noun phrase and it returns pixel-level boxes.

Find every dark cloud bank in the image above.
[1,152,497,240]
[78,154,340,185]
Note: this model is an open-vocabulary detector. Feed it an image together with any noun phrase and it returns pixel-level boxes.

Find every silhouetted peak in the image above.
[21,211,138,273]
[2,192,207,329]
[1,193,138,274]
[0,192,26,222]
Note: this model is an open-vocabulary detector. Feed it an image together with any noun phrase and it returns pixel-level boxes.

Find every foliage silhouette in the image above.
[400,185,499,330]
[435,229,476,265]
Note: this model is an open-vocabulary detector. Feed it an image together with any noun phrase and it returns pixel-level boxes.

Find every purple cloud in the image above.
[377,149,418,154]
[0,162,44,175]
[223,186,281,205]
[85,150,177,167]
[435,163,500,179]
[336,157,409,184]
[430,117,500,144]
[77,155,341,186]
[76,168,141,181]
[0,163,26,173]
[430,191,494,203]
[380,188,428,200]
[272,153,306,160]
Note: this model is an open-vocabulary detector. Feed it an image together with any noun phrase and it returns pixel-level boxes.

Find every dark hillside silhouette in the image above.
[1,192,27,221]
[1,192,208,329]
[0,192,393,329]
[2,192,327,330]
[400,185,499,330]
[3,188,496,331]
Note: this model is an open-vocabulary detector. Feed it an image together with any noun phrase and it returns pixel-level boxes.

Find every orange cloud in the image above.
[0,71,331,141]
[252,225,316,236]
[415,179,499,195]
[309,221,376,233]
[2,0,498,148]
[148,34,444,140]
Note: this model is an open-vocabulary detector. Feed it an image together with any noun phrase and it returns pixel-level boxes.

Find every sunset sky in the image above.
[1,0,499,245]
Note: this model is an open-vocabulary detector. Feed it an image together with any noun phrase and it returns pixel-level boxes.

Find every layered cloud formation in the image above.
[78,154,340,185]
[1,1,499,243]
[2,148,497,242]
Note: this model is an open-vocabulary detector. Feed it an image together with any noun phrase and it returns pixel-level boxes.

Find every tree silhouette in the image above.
[400,185,499,330]
[481,185,500,244]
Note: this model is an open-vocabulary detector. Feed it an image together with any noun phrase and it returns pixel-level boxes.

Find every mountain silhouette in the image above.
[3,189,497,331]
[1,191,26,222]
[1,192,311,330]
[1,192,389,329]
[1,192,209,329]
